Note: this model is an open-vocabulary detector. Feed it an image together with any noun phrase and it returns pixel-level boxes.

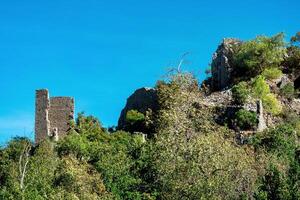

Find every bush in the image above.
[235,109,258,130]
[251,75,282,115]
[125,110,145,125]
[280,83,295,99]
[124,110,146,133]
[262,94,282,115]
[251,122,300,200]
[232,81,250,105]
[262,68,282,80]
[252,75,270,98]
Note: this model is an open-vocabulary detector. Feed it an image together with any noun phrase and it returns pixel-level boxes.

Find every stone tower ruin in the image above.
[35,89,74,143]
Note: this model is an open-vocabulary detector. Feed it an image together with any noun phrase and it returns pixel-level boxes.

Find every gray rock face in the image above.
[118,87,158,129]
[278,74,293,89]
[211,38,241,91]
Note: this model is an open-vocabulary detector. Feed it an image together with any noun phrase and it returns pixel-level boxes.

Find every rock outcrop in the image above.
[257,100,267,132]
[118,87,158,130]
[211,38,241,91]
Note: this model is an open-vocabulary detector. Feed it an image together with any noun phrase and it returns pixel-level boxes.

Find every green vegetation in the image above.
[251,123,300,200]
[251,75,282,115]
[262,94,282,115]
[231,81,250,105]
[280,83,295,99]
[252,75,270,98]
[235,109,258,130]
[1,32,300,199]
[262,68,282,80]
[126,110,145,124]
[233,33,286,80]
[124,110,146,133]
[284,33,300,74]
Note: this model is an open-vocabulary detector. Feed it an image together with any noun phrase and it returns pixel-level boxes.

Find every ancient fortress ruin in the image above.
[35,89,74,143]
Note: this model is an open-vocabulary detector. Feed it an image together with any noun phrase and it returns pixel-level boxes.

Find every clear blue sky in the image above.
[0,0,299,144]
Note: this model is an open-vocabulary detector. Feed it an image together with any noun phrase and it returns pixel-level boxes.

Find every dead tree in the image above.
[18,141,31,194]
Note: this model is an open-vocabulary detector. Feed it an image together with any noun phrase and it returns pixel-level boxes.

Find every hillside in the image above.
[0,32,299,200]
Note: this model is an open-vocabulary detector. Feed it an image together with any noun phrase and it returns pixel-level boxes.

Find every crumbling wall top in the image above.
[35,89,74,143]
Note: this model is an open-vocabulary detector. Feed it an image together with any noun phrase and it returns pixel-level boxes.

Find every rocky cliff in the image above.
[211,38,241,91]
[118,87,158,130]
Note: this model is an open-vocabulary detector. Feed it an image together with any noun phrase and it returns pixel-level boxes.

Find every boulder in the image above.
[118,87,158,130]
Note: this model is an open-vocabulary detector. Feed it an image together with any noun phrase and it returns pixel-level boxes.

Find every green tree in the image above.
[284,32,300,74]
[56,113,155,199]
[233,33,286,79]
[154,72,257,199]
[53,155,112,199]
[231,81,250,105]
[252,123,300,200]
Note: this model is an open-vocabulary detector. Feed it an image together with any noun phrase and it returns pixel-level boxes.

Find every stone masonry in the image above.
[35,89,74,143]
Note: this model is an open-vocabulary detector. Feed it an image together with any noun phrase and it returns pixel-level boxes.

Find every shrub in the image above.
[124,110,146,133]
[125,110,145,125]
[252,75,270,98]
[251,122,300,200]
[231,81,250,105]
[235,109,258,130]
[262,68,282,80]
[56,134,89,159]
[251,75,282,115]
[262,93,282,115]
[280,83,295,99]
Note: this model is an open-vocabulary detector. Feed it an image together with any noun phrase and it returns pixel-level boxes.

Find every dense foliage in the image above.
[1,32,299,199]
[231,81,249,105]
[235,109,258,130]
[233,33,286,80]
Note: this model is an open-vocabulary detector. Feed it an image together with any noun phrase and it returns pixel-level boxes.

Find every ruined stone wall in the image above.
[35,89,74,143]
[49,97,74,139]
[35,89,50,143]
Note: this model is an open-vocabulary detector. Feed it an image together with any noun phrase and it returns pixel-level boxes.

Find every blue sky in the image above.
[0,0,299,144]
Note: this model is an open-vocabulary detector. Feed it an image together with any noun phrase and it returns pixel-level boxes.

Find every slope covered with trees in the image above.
[0,32,299,200]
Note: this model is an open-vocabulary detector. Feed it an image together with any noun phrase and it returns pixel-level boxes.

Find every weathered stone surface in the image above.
[290,99,300,114]
[278,74,293,89]
[35,89,50,143]
[35,89,74,143]
[49,97,74,140]
[257,100,267,132]
[118,87,158,129]
[211,38,241,91]
[202,89,232,106]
